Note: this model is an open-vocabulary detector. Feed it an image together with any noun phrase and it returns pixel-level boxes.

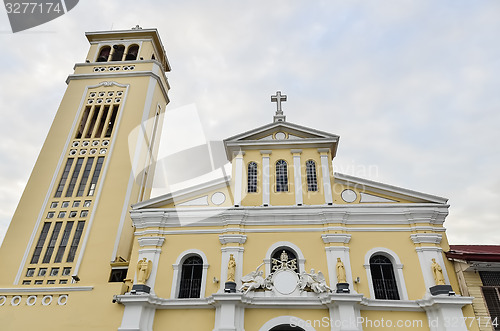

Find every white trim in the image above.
[73,82,130,278]
[170,249,209,299]
[364,247,409,300]
[110,75,155,263]
[261,151,271,206]
[264,241,305,276]
[335,172,448,204]
[292,150,303,205]
[319,151,333,204]
[57,294,68,305]
[13,83,94,284]
[258,316,317,331]
[26,295,37,306]
[11,296,21,306]
[66,69,169,102]
[0,286,93,293]
[234,152,244,206]
[41,295,53,306]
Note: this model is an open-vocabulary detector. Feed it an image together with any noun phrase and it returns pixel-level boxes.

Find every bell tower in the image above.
[0,27,170,329]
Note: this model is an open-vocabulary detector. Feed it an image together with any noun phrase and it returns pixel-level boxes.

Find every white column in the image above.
[324,294,364,331]
[219,234,247,292]
[318,148,333,205]
[322,234,353,289]
[136,237,165,293]
[291,149,303,206]
[410,234,451,291]
[261,150,271,206]
[211,293,245,331]
[233,151,245,207]
[421,295,474,331]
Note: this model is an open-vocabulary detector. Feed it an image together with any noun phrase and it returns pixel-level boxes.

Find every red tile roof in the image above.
[446,245,500,262]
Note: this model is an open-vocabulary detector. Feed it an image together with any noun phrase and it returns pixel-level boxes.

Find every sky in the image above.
[0,0,499,246]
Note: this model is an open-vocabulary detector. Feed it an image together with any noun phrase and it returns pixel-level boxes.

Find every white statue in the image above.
[239,263,269,294]
[299,269,331,293]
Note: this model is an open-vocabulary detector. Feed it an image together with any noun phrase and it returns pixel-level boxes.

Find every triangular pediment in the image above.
[224,121,340,160]
[225,121,339,142]
[333,173,448,204]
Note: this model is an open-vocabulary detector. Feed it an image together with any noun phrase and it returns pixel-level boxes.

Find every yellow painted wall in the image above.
[154,309,215,331]
[360,311,430,330]
[245,308,330,331]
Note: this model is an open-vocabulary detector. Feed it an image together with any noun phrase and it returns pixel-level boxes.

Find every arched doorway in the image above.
[269,324,305,331]
[258,316,316,331]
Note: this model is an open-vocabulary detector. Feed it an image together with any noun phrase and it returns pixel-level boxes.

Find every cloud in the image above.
[1,0,499,246]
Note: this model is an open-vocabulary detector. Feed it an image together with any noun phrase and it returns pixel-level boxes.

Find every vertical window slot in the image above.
[85,105,100,138]
[30,223,51,264]
[54,221,74,263]
[94,105,109,138]
[104,105,119,137]
[76,157,94,197]
[65,158,84,197]
[75,106,91,139]
[42,222,62,263]
[67,221,85,263]
[55,158,74,198]
[88,157,104,196]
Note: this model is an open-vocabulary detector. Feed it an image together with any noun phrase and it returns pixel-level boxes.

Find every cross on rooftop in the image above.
[271,91,287,122]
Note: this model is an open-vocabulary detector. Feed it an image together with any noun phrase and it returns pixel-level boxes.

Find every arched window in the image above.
[178,255,203,298]
[276,160,288,192]
[97,46,111,62]
[111,45,125,61]
[247,162,258,193]
[369,255,400,300]
[305,160,318,192]
[125,44,139,60]
[271,247,299,273]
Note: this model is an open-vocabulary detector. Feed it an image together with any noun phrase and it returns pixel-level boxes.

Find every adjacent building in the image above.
[447,245,500,331]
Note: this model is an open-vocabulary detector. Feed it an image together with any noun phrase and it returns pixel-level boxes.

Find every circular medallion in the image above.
[275,132,286,140]
[341,189,357,203]
[211,192,226,205]
[272,269,299,295]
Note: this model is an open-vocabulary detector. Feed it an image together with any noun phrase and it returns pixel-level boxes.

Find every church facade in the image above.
[0,28,481,331]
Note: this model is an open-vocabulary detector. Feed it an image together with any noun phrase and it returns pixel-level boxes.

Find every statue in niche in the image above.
[227,254,236,282]
[136,258,153,285]
[431,258,446,285]
[336,258,347,283]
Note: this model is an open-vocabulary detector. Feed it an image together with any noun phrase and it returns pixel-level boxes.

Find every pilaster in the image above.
[291,149,303,206]
[260,150,271,206]
[233,151,245,207]
[318,148,333,205]
[219,234,247,292]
